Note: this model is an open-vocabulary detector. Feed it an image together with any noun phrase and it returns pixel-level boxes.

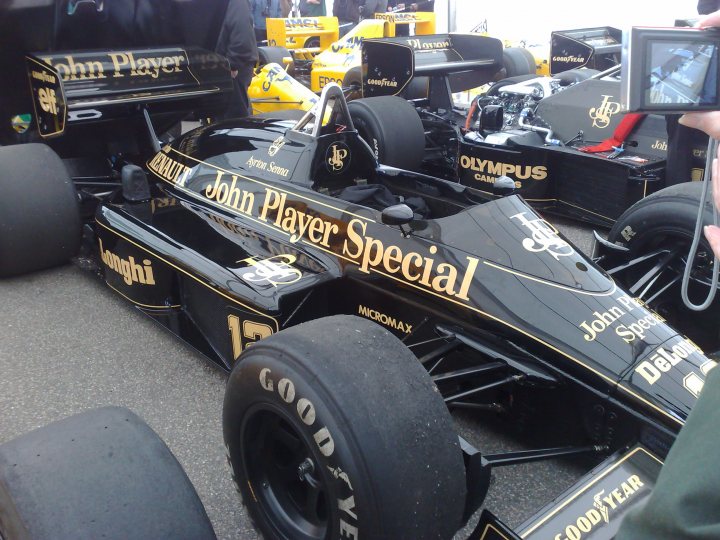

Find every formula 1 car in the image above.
[2,2,717,539]
[256,12,437,96]
[5,34,719,540]
[357,31,709,228]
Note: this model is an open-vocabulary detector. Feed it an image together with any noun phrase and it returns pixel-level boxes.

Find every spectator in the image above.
[215,0,259,118]
[362,0,388,18]
[332,0,361,24]
[300,0,326,16]
[280,0,295,17]
[387,0,434,12]
[615,9,720,540]
[250,0,283,42]
[698,0,720,15]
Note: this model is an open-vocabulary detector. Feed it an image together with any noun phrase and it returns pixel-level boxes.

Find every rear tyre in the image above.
[502,47,537,77]
[304,36,321,48]
[0,143,81,277]
[258,46,292,68]
[607,182,720,351]
[223,315,467,540]
[341,66,363,101]
[348,96,425,171]
[0,407,215,540]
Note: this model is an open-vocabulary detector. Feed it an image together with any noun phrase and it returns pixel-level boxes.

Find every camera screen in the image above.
[644,40,718,108]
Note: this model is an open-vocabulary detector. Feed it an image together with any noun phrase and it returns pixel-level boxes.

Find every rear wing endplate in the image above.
[550,27,622,75]
[362,34,503,105]
[25,47,232,137]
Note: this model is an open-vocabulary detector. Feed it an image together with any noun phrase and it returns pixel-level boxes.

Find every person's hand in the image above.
[698,9,720,28]
[680,9,720,257]
[679,111,720,140]
[705,150,720,256]
[231,69,238,79]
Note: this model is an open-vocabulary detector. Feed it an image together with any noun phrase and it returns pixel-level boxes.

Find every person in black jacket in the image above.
[215,0,259,118]
[698,0,720,15]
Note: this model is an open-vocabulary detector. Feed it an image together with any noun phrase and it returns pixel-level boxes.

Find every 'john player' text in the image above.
[201,170,479,301]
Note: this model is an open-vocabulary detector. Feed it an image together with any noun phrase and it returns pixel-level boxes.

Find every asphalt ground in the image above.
[0,217,598,539]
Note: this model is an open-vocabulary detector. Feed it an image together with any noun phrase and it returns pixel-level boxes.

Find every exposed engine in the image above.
[464,75,574,146]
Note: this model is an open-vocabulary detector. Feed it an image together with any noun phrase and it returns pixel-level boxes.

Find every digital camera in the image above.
[621,26,720,113]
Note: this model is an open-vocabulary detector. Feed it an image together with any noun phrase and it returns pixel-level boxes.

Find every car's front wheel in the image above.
[223,315,467,540]
[606,182,720,351]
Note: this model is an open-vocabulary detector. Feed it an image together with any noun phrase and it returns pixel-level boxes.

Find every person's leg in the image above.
[254,27,267,43]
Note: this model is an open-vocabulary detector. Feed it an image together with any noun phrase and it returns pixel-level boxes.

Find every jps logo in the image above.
[326,142,350,173]
[511,212,573,260]
[38,87,58,115]
[589,95,621,129]
[238,254,302,287]
[268,135,285,157]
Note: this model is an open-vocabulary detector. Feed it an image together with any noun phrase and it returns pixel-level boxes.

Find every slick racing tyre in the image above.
[0,407,215,540]
[223,315,466,540]
[348,96,425,171]
[258,46,292,69]
[342,66,363,101]
[607,182,720,351]
[502,47,537,77]
[0,143,81,277]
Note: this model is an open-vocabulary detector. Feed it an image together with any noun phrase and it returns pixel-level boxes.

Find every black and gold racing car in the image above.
[0,3,716,539]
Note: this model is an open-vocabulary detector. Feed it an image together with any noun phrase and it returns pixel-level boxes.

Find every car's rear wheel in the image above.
[223,315,467,540]
[0,143,81,277]
[348,96,425,171]
[342,66,363,101]
[502,47,537,77]
[258,46,292,69]
[607,182,720,351]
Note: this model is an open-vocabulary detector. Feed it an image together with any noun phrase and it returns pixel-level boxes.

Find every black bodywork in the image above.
[94,86,710,534]
[361,33,708,228]
[4,4,715,537]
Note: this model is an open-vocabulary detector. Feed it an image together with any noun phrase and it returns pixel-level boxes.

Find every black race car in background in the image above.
[2,15,718,532]
[356,29,707,228]
[352,31,720,352]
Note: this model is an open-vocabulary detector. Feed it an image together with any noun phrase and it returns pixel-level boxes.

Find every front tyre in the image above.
[607,182,720,351]
[223,315,466,540]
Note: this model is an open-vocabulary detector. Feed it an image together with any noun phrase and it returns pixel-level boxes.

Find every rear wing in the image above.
[362,34,503,106]
[266,17,340,50]
[25,47,232,138]
[549,26,622,75]
[373,11,436,35]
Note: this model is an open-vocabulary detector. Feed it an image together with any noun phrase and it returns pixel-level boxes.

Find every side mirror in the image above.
[381,204,414,226]
[492,175,516,196]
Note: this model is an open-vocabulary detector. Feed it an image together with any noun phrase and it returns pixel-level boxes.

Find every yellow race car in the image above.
[259,12,436,95]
